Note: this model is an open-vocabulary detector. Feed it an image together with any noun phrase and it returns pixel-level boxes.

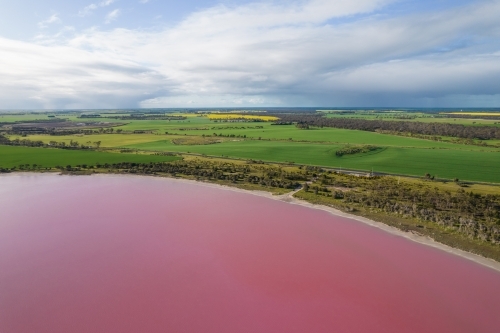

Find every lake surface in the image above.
[1,174,500,333]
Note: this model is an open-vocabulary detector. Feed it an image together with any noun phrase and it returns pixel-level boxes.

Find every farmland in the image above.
[442,112,500,117]
[322,110,500,126]
[0,145,179,169]
[206,114,279,121]
[1,109,500,182]
[127,140,500,182]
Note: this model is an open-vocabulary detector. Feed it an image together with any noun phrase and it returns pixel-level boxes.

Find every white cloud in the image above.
[38,14,61,29]
[105,9,121,24]
[2,0,500,108]
[0,36,166,109]
[79,0,117,17]
[140,0,150,3]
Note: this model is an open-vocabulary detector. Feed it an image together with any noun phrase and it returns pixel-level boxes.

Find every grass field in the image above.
[9,134,166,147]
[127,139,500,183]
[0,114,60,122]
[0,145,179,168]
[2,110,500,182]
[5,112,500,144]
[323,112,500,126]
[441,112,500,116]
[206,114,278,121]
[15,127,500,151]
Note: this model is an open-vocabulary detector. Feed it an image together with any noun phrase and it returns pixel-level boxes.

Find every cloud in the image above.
[0,37,168,109]
[3,0,500,108]
[34,26,76,43]
[38,14,61,29]
[105,9,121,24]
[140,0,150,3]
[79,0,116,17]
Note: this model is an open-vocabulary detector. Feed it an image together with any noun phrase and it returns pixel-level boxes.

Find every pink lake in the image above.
[1,173,500,333]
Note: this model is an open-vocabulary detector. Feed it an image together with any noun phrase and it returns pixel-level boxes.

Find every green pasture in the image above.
[110,116,209,132]
[405,117,500,126]
[127,139,500,183]
[10,134,166,147]
[0,145,179,168]
[3,111,499,129]
[160,126,499,151]
[12,126,500,151]
[323,112,500,126]
[0,114,123,125]
[3,111,500,182]
[0,114,59,123]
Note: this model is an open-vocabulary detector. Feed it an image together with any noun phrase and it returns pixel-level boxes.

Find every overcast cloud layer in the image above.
[1,0,500,108]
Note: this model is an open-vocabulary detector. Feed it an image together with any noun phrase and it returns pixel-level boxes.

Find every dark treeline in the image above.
[50,128,119,136]
[206,133,247,138]
[0,134,10,145]
[212,118,266,123]
[171,125,264,131]
[0,135,100,149]
[104,115,186,121]
[308,173,500,245]
[444,115,500,120]
[98,160,304,190]
[272,114,500,140]
[211,125,264,130]
[7,127,124,136]
[78,114,102,118]
[335,145,380,156]
[12,118,67,124]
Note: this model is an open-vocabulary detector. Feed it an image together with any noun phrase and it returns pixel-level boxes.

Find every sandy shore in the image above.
[3,172,500,272]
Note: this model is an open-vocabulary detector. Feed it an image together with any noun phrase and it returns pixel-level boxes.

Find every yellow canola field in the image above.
[207,114,279,121]
[442,112,500,116]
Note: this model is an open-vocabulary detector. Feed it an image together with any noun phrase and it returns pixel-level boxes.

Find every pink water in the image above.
[1,174,500,333]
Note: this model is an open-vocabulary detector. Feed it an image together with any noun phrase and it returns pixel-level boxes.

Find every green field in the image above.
[11,126,499,151]
[322,111,500,126]
[10,134,166,147]
[0,145,179,168]
[125,139,500,182]
[2,110,500,182]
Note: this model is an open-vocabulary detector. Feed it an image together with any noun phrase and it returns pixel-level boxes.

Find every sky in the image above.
[1,0,499,109]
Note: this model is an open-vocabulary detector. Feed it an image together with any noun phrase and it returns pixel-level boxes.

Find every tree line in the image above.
[0,135,100,149]
[335,145,380,156]
[7,126,122,136]
[307,172,500,245]
[271,114,500,140]
[96,160,304,190]
[104,115,187,120]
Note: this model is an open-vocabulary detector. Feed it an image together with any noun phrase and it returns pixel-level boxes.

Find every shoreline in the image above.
[161,175,500,273]
[3,171,500,273]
